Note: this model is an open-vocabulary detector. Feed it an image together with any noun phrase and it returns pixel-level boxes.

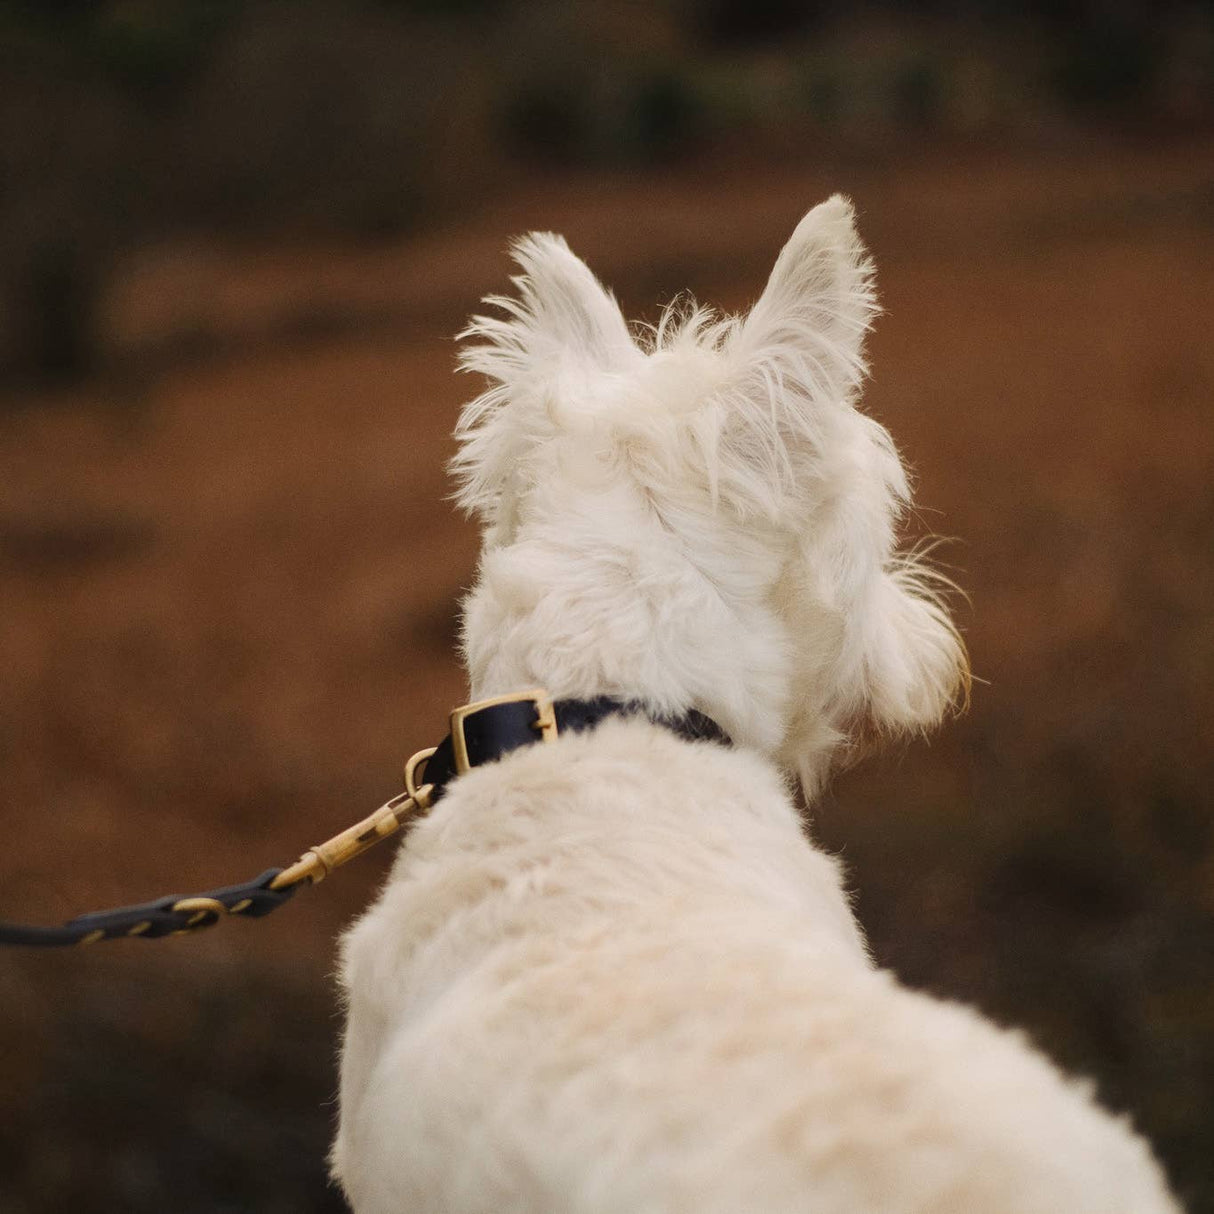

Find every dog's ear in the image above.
[453,234,638,523]
[725,199,967,753]
[736,195,876,409]
[699,196,878,522]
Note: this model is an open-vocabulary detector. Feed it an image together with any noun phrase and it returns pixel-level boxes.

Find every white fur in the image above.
[333,199,1179,1213]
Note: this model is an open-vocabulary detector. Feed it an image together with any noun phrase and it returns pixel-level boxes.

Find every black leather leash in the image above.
[0,691,729,948]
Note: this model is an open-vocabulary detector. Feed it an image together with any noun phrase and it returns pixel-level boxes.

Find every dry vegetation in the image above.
[1,138,1212,1212]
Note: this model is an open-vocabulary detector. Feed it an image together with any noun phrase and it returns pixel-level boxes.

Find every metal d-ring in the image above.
[404,747,436,806]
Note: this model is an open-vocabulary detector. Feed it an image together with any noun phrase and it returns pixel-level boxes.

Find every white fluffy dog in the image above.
[332,199,1180,1213]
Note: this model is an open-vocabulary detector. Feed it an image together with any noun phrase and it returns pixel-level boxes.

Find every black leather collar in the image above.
[419,691,731,803]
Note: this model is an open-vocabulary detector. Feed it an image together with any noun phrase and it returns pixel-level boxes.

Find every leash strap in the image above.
[0,690,729,948]
[0,869,297,948]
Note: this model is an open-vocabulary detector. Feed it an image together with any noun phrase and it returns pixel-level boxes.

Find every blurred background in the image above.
[1,1,1211,1210]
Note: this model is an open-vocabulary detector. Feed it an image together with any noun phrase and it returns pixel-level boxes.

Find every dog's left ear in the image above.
[453,234,639,524]
[724,198,967,747]
[700,196,879,522]
[735,194,876,411]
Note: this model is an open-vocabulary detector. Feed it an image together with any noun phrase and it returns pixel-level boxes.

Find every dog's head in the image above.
[453,197,967,793]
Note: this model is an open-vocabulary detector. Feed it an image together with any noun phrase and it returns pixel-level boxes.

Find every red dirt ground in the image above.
[2,137,1212,1212]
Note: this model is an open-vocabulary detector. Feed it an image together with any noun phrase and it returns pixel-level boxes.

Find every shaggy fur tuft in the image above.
[333,199,1180,1214]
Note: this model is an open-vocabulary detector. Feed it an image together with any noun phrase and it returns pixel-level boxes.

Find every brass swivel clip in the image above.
[270,748,436,891]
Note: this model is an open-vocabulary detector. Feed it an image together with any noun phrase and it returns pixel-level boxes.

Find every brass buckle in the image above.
[449,689,557,774]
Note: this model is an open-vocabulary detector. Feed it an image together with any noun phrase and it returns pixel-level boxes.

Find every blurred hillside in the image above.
[3,0,1213,381]
[1,5,1212,1214]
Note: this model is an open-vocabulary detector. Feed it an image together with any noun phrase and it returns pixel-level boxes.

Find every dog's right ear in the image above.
[453,234,639,523]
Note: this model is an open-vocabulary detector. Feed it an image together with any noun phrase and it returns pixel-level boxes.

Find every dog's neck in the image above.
[460,502,796,759]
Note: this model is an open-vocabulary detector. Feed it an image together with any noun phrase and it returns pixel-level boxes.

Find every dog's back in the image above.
[336,723,1175,1213]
